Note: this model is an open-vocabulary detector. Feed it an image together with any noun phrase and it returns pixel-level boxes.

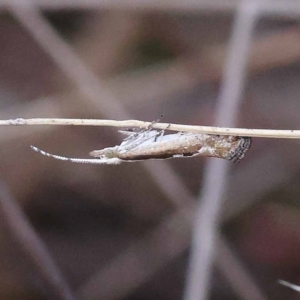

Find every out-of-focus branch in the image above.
[107,26,300,108]
[2,0,300,18]
[183,1,259,300]
[9,1,129,120]
[216,237,267,300]
[0,181,77,300]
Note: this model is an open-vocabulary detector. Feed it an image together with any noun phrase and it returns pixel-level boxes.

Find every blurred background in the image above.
[0,1,300,300]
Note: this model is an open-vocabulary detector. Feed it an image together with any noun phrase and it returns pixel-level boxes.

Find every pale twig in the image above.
[1,117,300,139]
[278,280,300,292]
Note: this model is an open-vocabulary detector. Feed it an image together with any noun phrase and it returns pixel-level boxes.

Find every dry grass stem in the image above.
[1,117,300,139]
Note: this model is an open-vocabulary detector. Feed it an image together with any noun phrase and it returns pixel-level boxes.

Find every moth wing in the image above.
[119,130,159,152]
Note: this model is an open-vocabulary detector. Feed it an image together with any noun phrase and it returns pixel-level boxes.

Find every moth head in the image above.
[89,147,117,158]
[102,148,117,158]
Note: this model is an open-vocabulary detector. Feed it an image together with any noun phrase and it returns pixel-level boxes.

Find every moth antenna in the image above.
[30,146,121,165]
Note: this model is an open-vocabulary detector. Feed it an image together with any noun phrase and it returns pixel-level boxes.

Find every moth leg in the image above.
[117,116,166,153]
[154,126,167,141]
[120,130,159,153]
[147,118,159,130]
[119,120,157,142]
[119,130,137,141]
[118,130,135,136]
[119,125,151,142]
[143,115,164,132]
[121,116,164,143]
[154,123,171,142]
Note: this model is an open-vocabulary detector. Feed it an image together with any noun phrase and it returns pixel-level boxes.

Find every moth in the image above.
[31,128,251,165]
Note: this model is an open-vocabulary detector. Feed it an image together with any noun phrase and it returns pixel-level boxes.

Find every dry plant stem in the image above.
[1,118,300,138]
[0,181,77,300]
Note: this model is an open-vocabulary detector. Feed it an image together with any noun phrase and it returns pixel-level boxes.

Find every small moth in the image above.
[31,128,251,165]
